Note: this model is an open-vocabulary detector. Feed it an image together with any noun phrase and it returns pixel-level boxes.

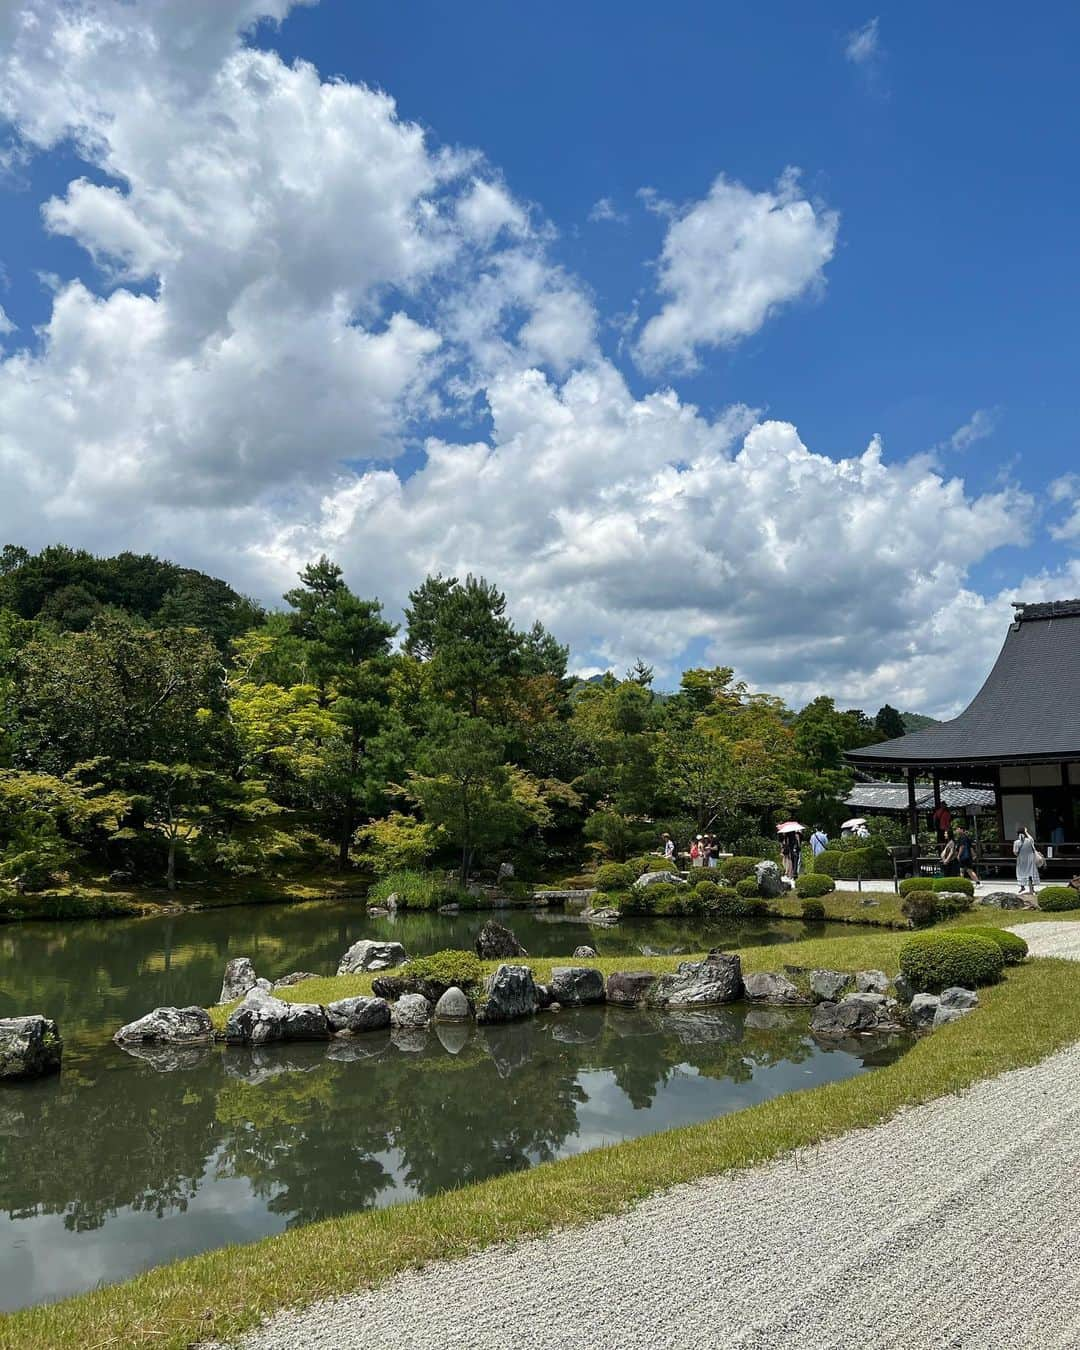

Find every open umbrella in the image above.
[776,821,806,834]
[841,817,867,830]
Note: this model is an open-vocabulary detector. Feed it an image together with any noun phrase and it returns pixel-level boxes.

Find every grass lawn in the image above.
[10,925,1080,1350]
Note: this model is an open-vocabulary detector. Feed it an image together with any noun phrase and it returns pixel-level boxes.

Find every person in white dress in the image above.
[1013,825,1040,904]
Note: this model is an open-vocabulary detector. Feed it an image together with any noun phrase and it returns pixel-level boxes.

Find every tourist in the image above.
[810,825,829,856]
[931,800,952,843]
[1013,825,1040,902]
[690,836,704,868]
[706,835,720,868]
[661,832,676,863]
[940,833,960,878]
[954,825,979,886]
[780,830,801,879]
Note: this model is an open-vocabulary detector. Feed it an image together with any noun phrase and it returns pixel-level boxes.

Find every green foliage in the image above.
[402,949,484,997]
[720,856,759,884]
[743,897,770,917]
[898,931,1004,992]
[735,875,760,898]
[593,861,637,891]
[834,845,889,879]
[794,873,833,898]
[899,876,975,897]
[582,810,652,862]
[367,870,441,911]
[693,878,720,900]
[628,855,675,875]
[900,891,938,927]
[964,927,1028,965]
[1038,886,1080,912]
[354,813,443,876]
[801,899,826,920]
[812,848,842,878]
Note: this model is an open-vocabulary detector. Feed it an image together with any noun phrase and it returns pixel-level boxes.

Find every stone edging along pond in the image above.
[109,939,976,1060]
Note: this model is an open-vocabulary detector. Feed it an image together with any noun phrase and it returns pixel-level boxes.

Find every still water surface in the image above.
[0,901,903,1310]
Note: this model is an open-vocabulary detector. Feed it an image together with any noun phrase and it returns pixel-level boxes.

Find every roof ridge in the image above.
[1012,598,1080,622]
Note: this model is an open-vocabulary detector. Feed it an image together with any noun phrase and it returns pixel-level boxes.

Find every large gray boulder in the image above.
[647,952,743,1008]
[754,860,784,899]
[0,1016,62,1081]
[391,993,432,1029]
[113,1006,213,1046]
[433,987,471,1022]
[573,945,598,959]
[475,921,527,960]
[978,891,1026,910]
[632,869,688,890]
[606,971,658,1006]
[225,986,331,1045]
[892,973,916,1004]
[220,957,258,1004]
[336,940,408,976]
[742,971,809,1005]
[581,906,620,925]
[856,969,889,995]
[550,966,606,1007]
[326,996,391,1034]
[477,964,540,1024]
[908,993,940,1028]
[810,969,854,1003]
[811,993,895,1038]
[934,986,980,1026]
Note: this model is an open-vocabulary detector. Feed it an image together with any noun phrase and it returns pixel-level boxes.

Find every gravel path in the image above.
[220,924,1080,1350]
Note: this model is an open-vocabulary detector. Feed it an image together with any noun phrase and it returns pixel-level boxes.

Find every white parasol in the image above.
[841,817,868,830]
[776,821,806,834]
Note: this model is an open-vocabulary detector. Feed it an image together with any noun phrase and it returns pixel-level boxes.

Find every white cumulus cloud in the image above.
[635,170,839,373]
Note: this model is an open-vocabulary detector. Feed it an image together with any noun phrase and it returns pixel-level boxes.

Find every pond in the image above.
[0,901,904,1311]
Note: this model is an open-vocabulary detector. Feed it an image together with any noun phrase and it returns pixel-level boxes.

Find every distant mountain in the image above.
[901,711,941,732]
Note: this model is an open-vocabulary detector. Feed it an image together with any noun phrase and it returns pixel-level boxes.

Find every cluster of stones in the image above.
[806,967,979,1035]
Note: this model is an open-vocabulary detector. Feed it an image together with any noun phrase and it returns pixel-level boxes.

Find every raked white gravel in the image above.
[215,922,1080,1350]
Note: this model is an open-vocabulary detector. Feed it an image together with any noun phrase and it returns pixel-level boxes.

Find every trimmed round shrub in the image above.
[899,875,976,898]
[899,931,1004,992]
[935,890,974,917]
[735,875,761,898]
[900,891,938,927]
[743,898,770,918]
[594,861,637,892]
[835,845,890,879]
[629,854,676,875]
[795,872,833,898]
[693,879,720,900]
[707,886,745,917]
[720,856,760,885]
[963,926,1028,965]
[801,899,826,921]
[1038,886,1080,912]
[812,849,842,879]
[404,949,484,1001]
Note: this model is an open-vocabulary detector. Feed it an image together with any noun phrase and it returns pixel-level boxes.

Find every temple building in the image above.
[846,599,1080,863]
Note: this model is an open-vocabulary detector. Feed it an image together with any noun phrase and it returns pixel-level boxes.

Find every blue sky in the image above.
[0,0,1077,714]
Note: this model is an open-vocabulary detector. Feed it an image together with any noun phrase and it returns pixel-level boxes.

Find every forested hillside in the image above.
[0,545,908,904]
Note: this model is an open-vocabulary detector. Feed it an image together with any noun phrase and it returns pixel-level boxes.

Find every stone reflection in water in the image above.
[0,1004,911,1312]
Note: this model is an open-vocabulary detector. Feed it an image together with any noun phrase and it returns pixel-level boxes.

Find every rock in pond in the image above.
[274,971,320,989]
[606,971,658,1006]
[742,971,809,1005]
[0,1016,63,1081]
[225,987,331,1045]
[810,969,854,1003]
[856,969,889,995]
[811,993,902,1038]
[326,996,391,1034]
[220,956,259,1004]
[573,945,598,959]
[549,966,605,1007]
[647,951,743,1008]
[581,906,620,925]
[475,920,527,960]
[632,869,688,891]
[433,986,471,1022]
[114,1006,213,1046]
[391,994,432,1030]
[754,860,784,899]
[336,940,408,976]
[477,964,540,1024]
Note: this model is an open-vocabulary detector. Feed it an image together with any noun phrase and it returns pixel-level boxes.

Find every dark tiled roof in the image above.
[845,783,995,811]
[848,603,1080,766]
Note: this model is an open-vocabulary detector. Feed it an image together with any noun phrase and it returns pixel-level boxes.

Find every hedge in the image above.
[899,876,975,897]
[964,926,1029,965]
[720,856,760,884]
[812,849,842,879]
[899,931,1004,992]
[629,855,676,875]
[795,873,833,898]
[1038,886,1080,912]
[594,861,637,891]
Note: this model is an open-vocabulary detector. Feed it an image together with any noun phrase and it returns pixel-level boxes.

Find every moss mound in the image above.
[963,926,1028,965]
